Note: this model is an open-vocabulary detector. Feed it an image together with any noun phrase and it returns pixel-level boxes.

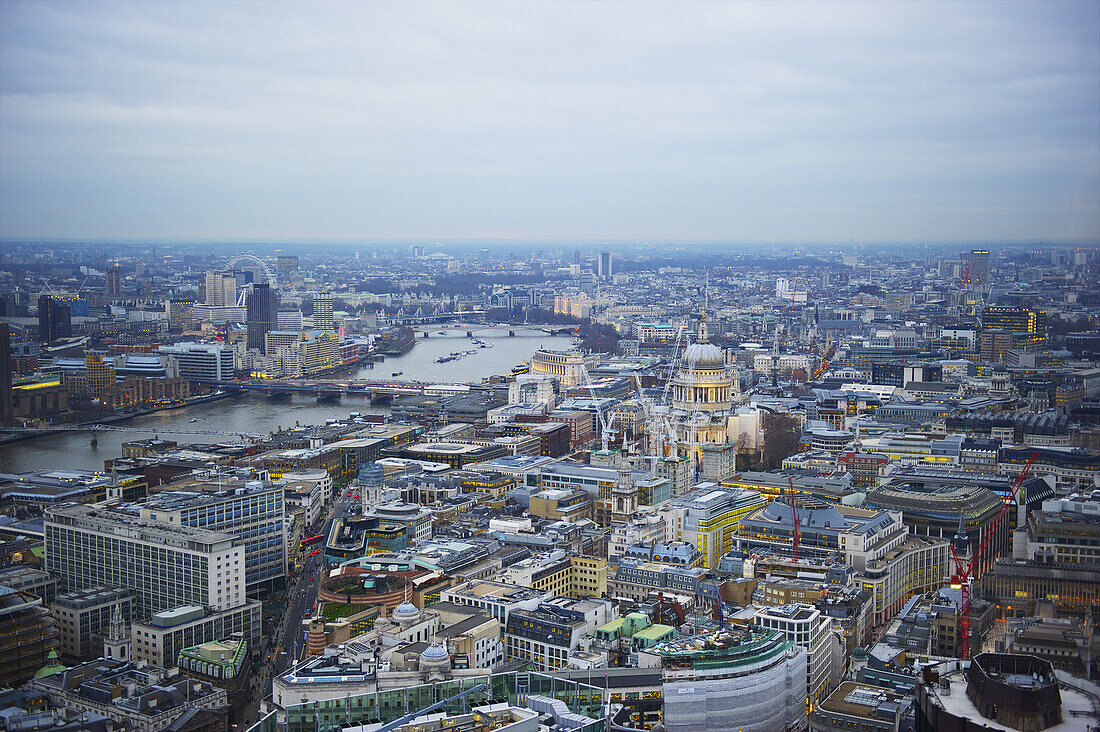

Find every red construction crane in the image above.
[788,477,801,563]
[947,452,1036,660]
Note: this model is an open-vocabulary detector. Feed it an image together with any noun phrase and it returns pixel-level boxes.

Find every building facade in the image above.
[51,585,132,661]
[44,504,245,618]
[158,342,236,382]
[650,625,808,732]
[247,282,278,353]
[131,601,261,668]
[141,481,286,597]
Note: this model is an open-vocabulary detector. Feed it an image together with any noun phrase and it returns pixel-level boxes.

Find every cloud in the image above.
[1,0,1097,242]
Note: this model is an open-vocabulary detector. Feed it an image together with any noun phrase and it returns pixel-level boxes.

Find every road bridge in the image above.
[387,311,488,326]
[406,322,579,336]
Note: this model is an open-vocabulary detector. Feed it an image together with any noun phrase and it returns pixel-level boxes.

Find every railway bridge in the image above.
[215,378,485,402]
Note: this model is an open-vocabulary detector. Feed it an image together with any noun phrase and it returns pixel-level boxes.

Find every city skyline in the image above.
[1,1,1098,244]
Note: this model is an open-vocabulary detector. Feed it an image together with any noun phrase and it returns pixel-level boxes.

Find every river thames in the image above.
[0,328,573,473]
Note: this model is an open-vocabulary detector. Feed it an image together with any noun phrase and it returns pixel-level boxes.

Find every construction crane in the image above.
[787,477,801,563]
[771,325,781,387]
[654,322,689,459]
[711,579,726,629]
[631,373,655,460]
[580,364,616,453]
[945,452,1036,660]
[661,322,688,404]
[632,370,676,464]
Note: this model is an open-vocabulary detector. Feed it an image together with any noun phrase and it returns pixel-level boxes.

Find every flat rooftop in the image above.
[446,579,547,602]
[924,664,1097,732]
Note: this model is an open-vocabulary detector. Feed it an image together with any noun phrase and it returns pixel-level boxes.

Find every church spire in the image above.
[698,282,709,344]
[104,602,131,662]
[109,602,125,642]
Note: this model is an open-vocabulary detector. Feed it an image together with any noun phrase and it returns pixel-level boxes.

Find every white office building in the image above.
[754,603,842,712]
[45,504,245,618]
[130,601,262,667]
[158,342,236,382]
[140,480,286,596]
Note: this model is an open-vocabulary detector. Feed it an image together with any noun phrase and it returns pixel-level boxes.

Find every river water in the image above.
[0,328,573,473]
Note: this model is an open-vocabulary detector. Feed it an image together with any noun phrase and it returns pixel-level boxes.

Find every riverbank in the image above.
[0,330,574,473]
[0,389,242,446]
[378,327,416,356]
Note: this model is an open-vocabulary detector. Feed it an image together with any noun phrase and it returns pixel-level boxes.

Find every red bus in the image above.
[300,534,325,548]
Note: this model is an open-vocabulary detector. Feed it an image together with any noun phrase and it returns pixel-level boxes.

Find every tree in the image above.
[761,413,801,469]
[579,323,621,354]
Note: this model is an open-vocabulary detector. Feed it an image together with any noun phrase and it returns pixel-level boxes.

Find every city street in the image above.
[245,487,359,723]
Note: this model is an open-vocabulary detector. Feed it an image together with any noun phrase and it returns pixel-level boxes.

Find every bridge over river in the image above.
[215,378,489,401]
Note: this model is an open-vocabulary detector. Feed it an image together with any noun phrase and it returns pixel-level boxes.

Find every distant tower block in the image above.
[313,292,334,331]
[961,249,991,290]
[598,251,613,279]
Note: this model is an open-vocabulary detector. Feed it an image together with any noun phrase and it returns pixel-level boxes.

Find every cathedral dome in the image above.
[683,342,724,368]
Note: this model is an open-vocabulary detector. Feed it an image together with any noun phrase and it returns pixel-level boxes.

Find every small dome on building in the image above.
[419,640,451,681]
[33,650,67,680]
[391,601,420,627]
[421,642,449,663]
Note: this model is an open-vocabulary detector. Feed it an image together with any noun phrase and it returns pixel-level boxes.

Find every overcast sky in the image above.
[1,1,1097,244]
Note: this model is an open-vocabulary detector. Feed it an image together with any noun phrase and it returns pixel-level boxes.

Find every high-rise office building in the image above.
[313,292,334,331]
[50,586,133,661]
[44,504,245,618]
[168,299,195,331]
[981,305,1046,351]
[598,251,613,279]
[754,604,840,711]
[961,249,991,290]
[247,283,278,353]
[276,255,299,275]
[37,295,72,343]
[277,309,303,330]
[981,305,1045,337]
[204,271,237,306]
[140,480,286,597]
[82,353,116,399]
